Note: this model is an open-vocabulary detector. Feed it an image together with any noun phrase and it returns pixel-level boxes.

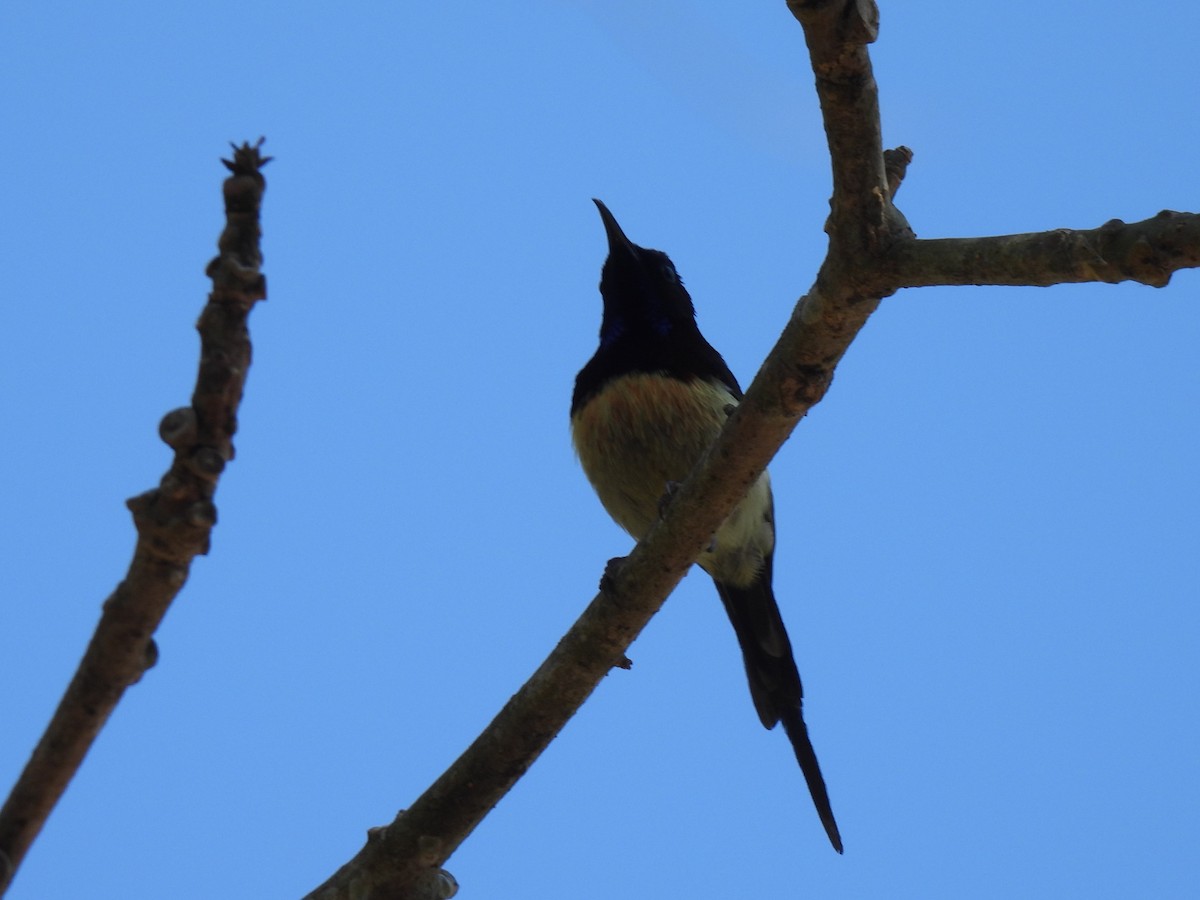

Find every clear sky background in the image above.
[2,2,1197,898]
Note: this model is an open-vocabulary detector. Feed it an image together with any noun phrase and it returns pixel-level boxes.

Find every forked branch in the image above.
[304,3,1199,897]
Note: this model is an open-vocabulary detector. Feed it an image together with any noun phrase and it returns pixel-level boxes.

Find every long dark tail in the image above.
[714,572,843,853]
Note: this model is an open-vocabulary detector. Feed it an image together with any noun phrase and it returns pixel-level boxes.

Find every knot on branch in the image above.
[186,445,228,480]
[125,485,216,561]
[159,407,197,449]
[599,556,627,596]
[1128,236,1170,288]
[374,869,459,900]
[780,366,835,416]
[844,0,879,44]
[884,146,913,200]
[1089,217,1174,286]
[126,638,160,686]
[789,0,879,45]
[204,259,268,301]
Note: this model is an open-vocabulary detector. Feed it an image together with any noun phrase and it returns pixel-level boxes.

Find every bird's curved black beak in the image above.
[593,198,638,259]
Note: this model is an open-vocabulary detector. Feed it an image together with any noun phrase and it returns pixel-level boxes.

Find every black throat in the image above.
[572,201,739,416]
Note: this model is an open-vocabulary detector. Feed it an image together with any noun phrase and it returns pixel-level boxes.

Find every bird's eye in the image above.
[660,261,678,283]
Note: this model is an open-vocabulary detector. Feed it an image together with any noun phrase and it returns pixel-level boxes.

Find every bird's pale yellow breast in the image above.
[571,373,735,539]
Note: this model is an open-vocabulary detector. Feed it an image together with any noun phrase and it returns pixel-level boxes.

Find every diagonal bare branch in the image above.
[0,141,269,897]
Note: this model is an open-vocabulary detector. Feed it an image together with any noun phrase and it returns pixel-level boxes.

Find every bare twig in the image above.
[0,140,269,896]
[886,211,1200,289]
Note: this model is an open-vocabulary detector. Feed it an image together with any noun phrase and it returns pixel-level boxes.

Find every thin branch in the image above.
[0,141,269,897]
[788,0,909,256]
[886,211,1200,289]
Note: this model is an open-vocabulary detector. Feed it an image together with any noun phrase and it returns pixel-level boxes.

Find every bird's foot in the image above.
[599,556,627,594]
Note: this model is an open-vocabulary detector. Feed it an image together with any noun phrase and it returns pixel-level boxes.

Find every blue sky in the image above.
[2,2,1197,898]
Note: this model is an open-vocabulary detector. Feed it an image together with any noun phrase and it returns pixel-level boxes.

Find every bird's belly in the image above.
[571,373,773,584]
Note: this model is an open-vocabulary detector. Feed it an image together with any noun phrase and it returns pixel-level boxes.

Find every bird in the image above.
[570,199,842,853]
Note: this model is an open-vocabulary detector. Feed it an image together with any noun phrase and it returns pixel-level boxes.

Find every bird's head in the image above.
[592,199,698,349]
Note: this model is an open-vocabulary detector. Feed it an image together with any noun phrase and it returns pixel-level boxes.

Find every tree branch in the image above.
[304,5,906,898]
[0,140,269,896]
[886,211,1200,289]
[312,3,1200,897]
